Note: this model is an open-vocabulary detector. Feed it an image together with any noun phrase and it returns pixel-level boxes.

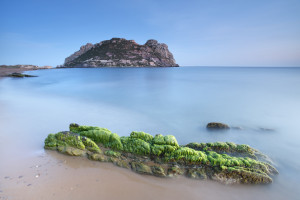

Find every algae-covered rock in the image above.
[108,133,123,151]
[121,137,151,155]
[105,150,121,158]
[167,165,184,177]
[131,162,152,175]
[65,147,86,156]
[153,134,179,147]
[89,153,107,161]
[151,166,166,177]
[186,142,256,158]
[44,131,100,154]
[113,159,130,169]
[130,131,153,143]
[44,123,278,185]
[6,72,37,78]
[207,122,230,129]
[187,168,207,180]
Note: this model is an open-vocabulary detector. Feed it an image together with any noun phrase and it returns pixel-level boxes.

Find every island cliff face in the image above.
[62,38,179,67]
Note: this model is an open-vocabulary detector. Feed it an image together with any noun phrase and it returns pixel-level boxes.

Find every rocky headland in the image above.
[60,38,179,67]
[44,123,278,184]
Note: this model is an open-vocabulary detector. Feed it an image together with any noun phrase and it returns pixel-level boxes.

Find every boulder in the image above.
[206,122,230,129]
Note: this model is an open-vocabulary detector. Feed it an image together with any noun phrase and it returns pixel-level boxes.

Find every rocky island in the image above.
[61,38,179,67]
[44,123,278,184]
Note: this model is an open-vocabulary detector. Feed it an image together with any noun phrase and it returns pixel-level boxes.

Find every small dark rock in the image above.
[6,72,37,78]
[206,122,230,130]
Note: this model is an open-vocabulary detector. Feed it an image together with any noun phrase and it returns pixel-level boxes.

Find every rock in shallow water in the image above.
[5,72,37,78]
[44,123,278,184]
[206,122,230,130]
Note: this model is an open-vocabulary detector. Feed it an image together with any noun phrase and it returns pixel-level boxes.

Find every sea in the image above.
[0,66,300,200]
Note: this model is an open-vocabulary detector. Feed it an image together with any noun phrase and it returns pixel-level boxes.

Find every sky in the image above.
[0,0,299,67]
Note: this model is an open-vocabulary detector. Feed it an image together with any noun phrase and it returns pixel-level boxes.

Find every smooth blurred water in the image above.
[1,67,300,199]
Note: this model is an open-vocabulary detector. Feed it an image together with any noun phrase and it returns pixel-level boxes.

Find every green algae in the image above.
[153,134,179,147]
[44,123,278,184]
[121,136,151,155]
[108,133,123,150]
[44,131,100,154]
[55,132,85,150]
[44,133,57,149]
[131,162,152,175]
[81,136,101,153]
[186,142,256,158]
[151,166,166,177]
[165,147,208,164]
[80,129,112,145]
[130,131,153,143]
[105,150,121,158]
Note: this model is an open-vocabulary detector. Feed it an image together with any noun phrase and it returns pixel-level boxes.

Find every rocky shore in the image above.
[0,65,52,77]
[44,123,278,184]
[61,38,179,67]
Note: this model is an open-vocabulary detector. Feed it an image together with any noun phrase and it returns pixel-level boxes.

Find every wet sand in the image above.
[1,150,278,200]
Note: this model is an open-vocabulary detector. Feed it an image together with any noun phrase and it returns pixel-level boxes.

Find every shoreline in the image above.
[0,68,34,77]
[0,67,53,79]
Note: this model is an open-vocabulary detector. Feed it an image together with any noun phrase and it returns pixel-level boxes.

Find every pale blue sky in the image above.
[0,0,299,67]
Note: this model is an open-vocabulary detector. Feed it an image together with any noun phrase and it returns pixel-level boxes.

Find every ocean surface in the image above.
[1,67,300,200]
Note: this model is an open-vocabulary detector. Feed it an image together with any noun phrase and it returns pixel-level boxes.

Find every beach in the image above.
[1,67,300,200]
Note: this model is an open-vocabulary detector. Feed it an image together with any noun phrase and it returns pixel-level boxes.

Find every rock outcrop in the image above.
[5,72,37,78]
[207,122,230,130]
[44,123,278,184]
[62,38,179,67]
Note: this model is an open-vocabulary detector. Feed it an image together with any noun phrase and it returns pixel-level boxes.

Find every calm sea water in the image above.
[1,67,300,199]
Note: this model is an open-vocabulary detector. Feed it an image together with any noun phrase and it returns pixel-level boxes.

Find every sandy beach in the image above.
[1,67,300,200]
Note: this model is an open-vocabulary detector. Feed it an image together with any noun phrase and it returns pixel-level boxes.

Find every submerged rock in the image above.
[44,123,278,184]
[206,122,230,130]
[6,72,37,78]
[259,128,275,132]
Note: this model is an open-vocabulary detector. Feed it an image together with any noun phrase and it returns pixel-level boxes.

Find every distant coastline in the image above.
[0,65,52,77]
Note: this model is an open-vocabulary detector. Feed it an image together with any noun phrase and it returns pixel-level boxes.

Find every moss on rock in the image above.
[121,137,151,155]
[89,153,107,161]
[130,131,153,143]
[105,150,121,158]
[153,134,179,147]
[206,122,230,129]
[108,133,123,151]
[44,123,278,185]
[131,162,152,175]
[186,142,256,158]
[151,166,166,177]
